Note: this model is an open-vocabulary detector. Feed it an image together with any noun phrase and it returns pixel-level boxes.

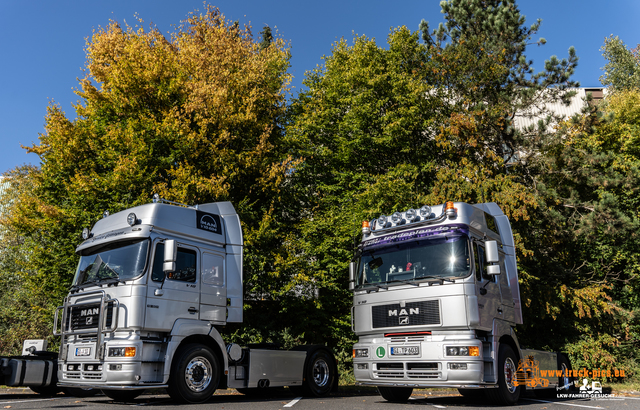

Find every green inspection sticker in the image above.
[376,346,386,358]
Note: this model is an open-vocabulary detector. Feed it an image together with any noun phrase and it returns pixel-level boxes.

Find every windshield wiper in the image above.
[415,275,456,283]
[386,278,420,286]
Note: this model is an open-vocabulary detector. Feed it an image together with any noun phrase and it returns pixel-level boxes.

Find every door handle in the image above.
[188,307,198,314]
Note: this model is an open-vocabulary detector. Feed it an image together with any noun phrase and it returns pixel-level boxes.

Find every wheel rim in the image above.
[504,356,517,393]
[560,362,570,390]
[312,358,330,387]
[184,355,212,392]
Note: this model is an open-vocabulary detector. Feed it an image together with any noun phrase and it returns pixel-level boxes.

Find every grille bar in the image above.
[372,300,440,328]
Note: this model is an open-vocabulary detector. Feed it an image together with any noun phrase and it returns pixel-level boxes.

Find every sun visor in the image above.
[362,224,469,250]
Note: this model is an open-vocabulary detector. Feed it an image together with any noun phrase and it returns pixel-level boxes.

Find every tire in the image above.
[101,389,142,402]
[167,343,220,404]
[378,386,413,402]
[486,344,521,405]
[301,349,336,397]
[29,384,60,396]
[458,388,486,399]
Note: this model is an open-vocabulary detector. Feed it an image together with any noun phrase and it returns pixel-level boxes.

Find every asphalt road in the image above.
[0,388,638,410]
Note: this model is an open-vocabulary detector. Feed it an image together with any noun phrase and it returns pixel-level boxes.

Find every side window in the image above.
[474,243,482,281]
[202,253,224,286]
[171,248,197,282]
[152,243,165,282]
[475,243,495,282]
[484,212,500,236]
[150,243,197,283]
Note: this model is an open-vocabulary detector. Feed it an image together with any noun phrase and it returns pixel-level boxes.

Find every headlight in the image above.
[405,208,416,221]
[420,205,431,217]
[391,212,402,223]
[377,215,387,226]
[127,213,137,226]
[108,347,136,357]
[445,346,479,356]
[353,348,369,358]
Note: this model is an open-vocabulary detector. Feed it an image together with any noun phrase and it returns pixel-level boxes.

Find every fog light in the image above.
[449,363,468,370]
[356,363,369,370]
[109,364,122,371]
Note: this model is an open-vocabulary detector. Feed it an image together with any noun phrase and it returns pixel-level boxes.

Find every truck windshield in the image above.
[73,239,150,286]
[356,234,470,288]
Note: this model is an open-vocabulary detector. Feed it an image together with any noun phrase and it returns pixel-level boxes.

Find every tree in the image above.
[600,35,640,91]
[420,0,579,168]
[0,5,293,353]
[259,25,273,50]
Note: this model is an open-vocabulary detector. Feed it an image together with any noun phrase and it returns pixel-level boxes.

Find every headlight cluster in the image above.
[353,348,369,358]
[108,347,136,357]
[445,346,480,356]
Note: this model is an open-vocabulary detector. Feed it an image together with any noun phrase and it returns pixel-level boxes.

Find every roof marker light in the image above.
[420,205,431,218]
[391,212,402,223]
[377,215,387,226]
[406,208,417,221]
[445,201,457,218]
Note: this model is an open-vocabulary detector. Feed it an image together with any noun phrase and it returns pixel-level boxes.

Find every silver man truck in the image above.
[0,196,337,403]
[349,202,572,405]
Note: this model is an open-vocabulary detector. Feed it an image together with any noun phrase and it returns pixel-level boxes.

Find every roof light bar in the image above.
[369,202,455,232]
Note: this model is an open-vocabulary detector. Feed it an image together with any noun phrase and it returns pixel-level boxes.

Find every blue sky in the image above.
[1,0,638,174]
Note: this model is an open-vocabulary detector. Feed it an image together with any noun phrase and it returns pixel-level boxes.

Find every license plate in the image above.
[390,346,419,356]
[76,347,91,357]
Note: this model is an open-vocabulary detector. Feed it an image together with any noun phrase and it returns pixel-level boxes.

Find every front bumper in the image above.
[353,335,491,388]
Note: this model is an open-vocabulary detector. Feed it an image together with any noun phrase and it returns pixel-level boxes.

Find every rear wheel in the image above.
[101,389,142,402]
[486,344,521,405]
[301,349,336,397]
[167,343,220,403]
[378,386,413,402]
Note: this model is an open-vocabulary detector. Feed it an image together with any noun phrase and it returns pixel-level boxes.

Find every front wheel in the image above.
[167,343,220,403]
[101,389,142,402]
[486,344,521,405]
[301,349,336,397]
[378,386,413,402]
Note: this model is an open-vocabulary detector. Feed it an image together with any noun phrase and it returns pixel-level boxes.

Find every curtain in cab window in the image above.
[202,253,224,286]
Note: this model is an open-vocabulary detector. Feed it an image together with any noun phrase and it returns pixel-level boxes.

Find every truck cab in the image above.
[350,202,570,404]
[50,196,336,403]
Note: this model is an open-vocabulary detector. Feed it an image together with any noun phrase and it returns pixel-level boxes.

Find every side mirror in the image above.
[485,241,499,263]
[163,239,177,273]
[349,261,356,291]
[485,241,500,275]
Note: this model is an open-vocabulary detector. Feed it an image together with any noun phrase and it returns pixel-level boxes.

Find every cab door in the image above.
[145,241,200,331]
[199,251,227,322]
[474,242,502,331]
